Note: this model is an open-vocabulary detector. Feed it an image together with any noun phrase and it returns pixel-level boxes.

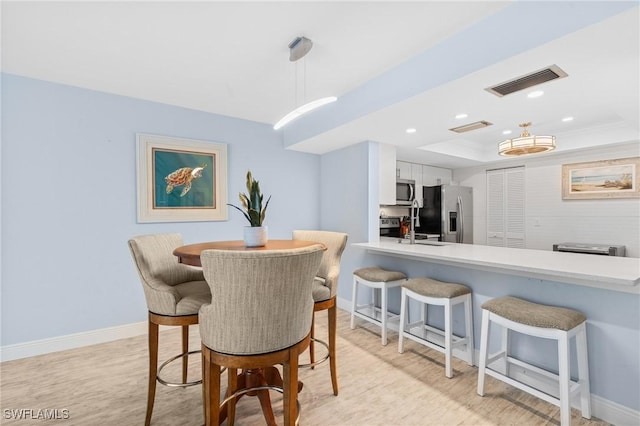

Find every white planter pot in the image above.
[243,226,268,247]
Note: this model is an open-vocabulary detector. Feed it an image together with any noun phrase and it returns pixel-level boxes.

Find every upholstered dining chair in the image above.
[292,230,348,396]
[199,245,324,426]
[128,233,211,426]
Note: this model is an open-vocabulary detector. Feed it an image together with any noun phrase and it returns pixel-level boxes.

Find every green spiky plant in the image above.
[228,170,271,227]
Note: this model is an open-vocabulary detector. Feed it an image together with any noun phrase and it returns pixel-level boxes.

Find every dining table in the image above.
[174,239,325,267]
[173,239,325,425]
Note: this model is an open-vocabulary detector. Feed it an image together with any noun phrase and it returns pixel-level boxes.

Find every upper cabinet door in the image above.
[423,165,452,186]
[396,161,412,180]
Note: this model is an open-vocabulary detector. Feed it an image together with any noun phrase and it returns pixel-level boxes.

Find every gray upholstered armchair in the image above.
[199,245,324,426]
[128,233,211,426]
[292,230,348,396]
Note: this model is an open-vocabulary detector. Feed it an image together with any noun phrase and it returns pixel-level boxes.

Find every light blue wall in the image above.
[1,73,321,345]
[318,141,371,303]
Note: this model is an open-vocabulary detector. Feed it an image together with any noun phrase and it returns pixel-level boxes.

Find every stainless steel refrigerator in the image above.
[419,185,473,243]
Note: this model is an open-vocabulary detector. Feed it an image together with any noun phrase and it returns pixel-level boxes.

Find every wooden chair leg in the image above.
[202,344,210,425]
[227,368,238,426]
[256,386,277,426]
[328,304,339,396]
[209,353,221,426]
[145,319,159,426]
[283,351,300,426]
[181,325,189,384]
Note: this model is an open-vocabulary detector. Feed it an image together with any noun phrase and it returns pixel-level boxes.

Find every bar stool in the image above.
[397,277,474,378]
[350,267,407,345]
[477,296,591,426]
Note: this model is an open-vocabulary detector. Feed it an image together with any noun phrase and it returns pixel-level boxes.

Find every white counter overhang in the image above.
[353,241,640,294]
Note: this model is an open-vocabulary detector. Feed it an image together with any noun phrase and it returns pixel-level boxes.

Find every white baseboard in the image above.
[337,296,640,425]
[590,393,639,426]
[0,321,147,362]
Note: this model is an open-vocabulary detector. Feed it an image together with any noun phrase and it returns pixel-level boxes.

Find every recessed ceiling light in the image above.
[455,113,468,119]
[502,130,512,135]
[527,90,544,98]
[562,116,574,122]
[406,128,417,134]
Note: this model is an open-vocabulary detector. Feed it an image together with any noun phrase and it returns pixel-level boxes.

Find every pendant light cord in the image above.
[273,35,337,130]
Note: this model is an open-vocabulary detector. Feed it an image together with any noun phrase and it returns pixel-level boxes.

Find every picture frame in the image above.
[561,157,640,200]
[136,133,228,222]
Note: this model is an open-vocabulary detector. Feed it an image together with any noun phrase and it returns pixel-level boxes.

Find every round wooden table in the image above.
[173,239,325,267]
[173,239,324,425]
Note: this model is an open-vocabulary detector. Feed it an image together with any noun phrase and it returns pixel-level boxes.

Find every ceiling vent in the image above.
[485,65,568,97]
[449,120,493,133]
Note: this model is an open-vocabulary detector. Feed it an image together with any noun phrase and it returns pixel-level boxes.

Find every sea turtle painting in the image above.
[165,164,206,197]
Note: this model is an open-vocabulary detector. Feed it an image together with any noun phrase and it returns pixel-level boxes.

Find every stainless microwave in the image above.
[396,179,415,205]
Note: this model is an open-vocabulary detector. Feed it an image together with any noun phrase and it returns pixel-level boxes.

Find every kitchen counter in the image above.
[355,240,640,294]
[353,240,640,421]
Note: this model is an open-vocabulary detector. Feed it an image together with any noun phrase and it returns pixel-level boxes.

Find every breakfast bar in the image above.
[353,241,640,422]
[354,240,640,293]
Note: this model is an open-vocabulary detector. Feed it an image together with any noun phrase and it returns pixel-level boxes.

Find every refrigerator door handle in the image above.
[457,195,464,243]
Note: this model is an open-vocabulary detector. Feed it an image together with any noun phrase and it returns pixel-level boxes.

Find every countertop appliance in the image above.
[396,179,415,206]
[419,185,473,244]
[380,217,402,238]
[553,242,626,257]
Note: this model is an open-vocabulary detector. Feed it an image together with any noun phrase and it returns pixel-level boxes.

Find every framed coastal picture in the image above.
[136,133,228,222]
[562,157,640,200]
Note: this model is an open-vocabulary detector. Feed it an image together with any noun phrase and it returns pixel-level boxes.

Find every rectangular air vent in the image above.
[449,120,493,133]
[485,65,568,97]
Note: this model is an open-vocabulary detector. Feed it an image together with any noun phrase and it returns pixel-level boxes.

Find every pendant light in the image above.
[498,122,556,156]
[273,36,337,131]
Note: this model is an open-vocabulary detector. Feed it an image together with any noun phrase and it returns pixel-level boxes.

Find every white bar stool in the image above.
[350,267,407,345]
[477,296,591,426]
[397,277,474,378]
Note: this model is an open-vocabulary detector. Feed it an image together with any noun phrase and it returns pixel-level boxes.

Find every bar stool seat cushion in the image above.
[403,277,471,299]
[353,267,406,282]
[482,296,586,331]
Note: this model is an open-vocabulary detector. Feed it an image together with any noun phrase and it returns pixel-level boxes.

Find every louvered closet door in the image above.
[486,167,525,248]
[487,170,505,246]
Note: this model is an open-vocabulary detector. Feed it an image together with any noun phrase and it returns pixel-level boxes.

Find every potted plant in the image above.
[228,170,271,247]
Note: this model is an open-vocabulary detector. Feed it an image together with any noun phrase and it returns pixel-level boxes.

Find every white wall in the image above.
[455,142,640,257]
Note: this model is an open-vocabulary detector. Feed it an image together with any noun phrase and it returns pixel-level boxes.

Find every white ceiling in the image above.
[2,1,639,169]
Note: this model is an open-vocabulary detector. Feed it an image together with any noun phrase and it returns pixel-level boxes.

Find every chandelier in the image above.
[498,122,556,156]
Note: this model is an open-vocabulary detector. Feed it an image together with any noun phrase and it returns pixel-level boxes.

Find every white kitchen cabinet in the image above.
[396,161,453,207]
[396,161,412,180]
[422,165,452,186]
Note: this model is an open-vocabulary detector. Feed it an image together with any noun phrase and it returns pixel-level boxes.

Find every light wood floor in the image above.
[0,308,608,425]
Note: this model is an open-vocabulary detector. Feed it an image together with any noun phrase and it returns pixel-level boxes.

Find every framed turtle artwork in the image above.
[136,133,228,222]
